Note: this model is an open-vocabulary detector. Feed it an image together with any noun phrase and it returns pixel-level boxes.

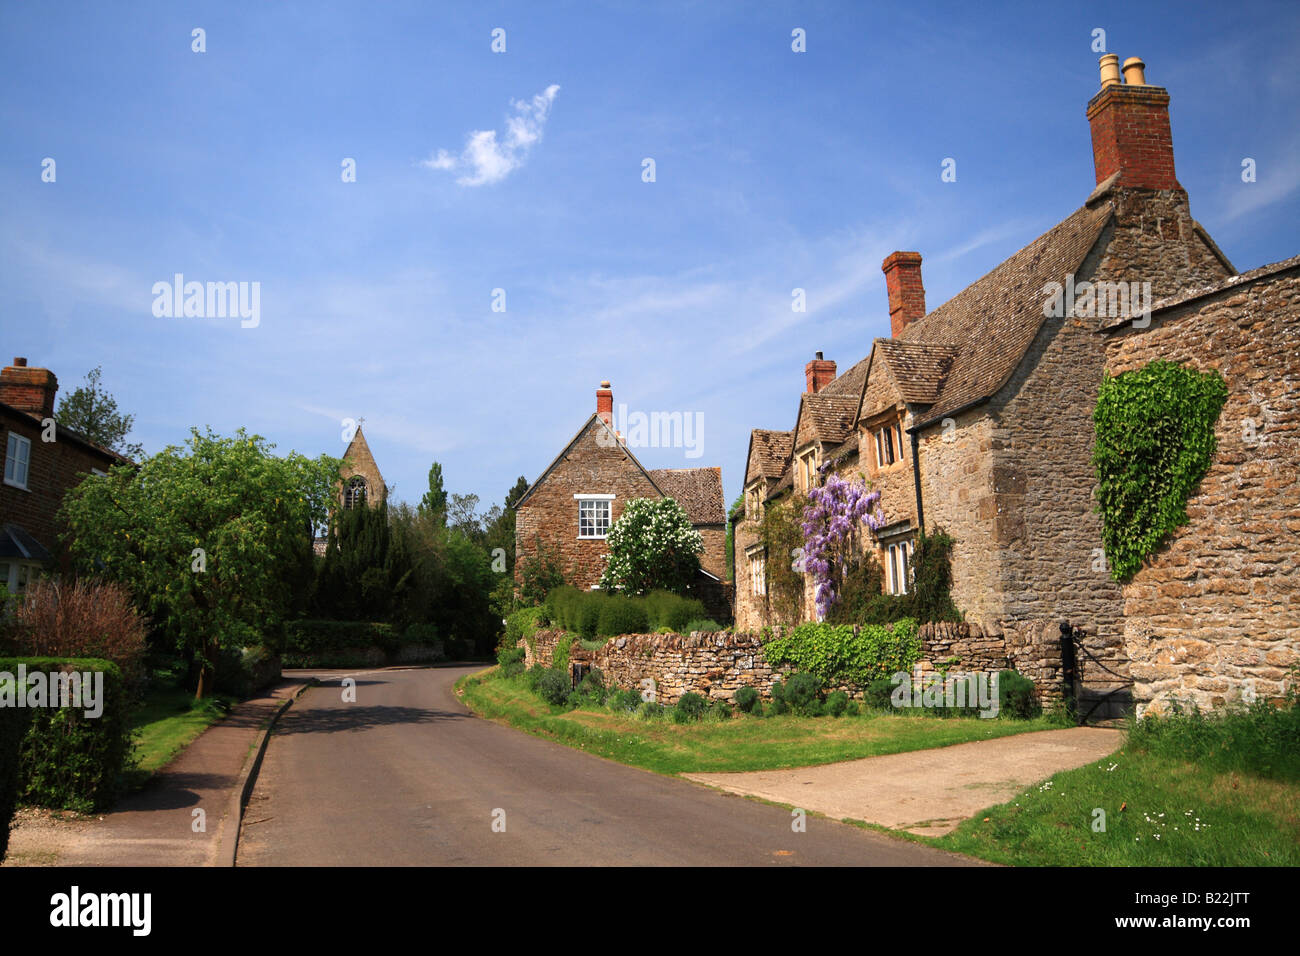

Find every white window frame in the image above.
[885,540,912,595]
[574,493,614,539]
[4,432,32,490]
[746,546,767,597]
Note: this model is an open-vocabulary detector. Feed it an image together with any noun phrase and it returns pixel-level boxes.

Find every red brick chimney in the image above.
[805,352,836,393]
[1086,55,1180,191]
[0,357,58,418]
[596,380,613,427]
[882,252,925,336]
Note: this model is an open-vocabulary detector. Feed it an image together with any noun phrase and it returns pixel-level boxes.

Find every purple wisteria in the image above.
[798,470,886,619]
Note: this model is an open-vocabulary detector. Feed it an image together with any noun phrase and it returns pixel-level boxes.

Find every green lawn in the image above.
[457,669,1063,775]
[127,684,235,786]
[925,747,1300,866]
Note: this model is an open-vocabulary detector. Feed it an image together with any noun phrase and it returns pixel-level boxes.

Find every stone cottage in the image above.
[1099,256,1300,715]
[735,54,1255,713]
[514,381,728,614]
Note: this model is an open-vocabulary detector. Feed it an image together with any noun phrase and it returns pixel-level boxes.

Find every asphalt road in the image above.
[236,666,980,866]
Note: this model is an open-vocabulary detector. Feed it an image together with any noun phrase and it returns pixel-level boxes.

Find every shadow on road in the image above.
[274,703,466,736]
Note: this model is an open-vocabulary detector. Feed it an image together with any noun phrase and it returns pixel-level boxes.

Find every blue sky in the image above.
[3,0,1297,519]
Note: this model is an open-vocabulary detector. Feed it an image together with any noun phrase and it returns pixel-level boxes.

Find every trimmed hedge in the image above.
[0,704,29,862]
[543,586,707,637]
[0,657,136,813]
[283,619,446,667]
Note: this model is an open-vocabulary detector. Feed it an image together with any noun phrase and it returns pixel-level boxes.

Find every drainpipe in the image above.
[910,429,925,535]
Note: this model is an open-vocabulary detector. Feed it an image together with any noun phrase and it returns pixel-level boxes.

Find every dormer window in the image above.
[796,448,818,492]
[874,421,904,469]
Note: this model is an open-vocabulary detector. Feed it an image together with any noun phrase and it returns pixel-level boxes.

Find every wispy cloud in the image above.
[421,84,561,186]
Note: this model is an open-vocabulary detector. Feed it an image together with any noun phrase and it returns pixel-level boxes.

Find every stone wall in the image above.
[520,620,1068,709]
[1101,261,1300,715]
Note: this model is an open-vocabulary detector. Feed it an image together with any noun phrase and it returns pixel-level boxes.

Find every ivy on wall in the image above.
[1092,359,1228,582]
[758,498,805,624]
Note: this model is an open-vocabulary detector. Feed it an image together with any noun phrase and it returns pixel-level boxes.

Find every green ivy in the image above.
[762,619,920,687]
[1093,360,1227,582]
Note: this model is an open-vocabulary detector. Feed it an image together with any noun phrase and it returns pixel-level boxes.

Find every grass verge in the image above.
[457,669,1062,775]
[127,685,235,787]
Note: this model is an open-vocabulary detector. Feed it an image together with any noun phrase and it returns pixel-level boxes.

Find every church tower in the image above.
[339,424,386,510]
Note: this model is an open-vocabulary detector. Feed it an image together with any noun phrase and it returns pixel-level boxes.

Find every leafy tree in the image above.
[59,428,339,698]
[314,498,414,622]
[517,537,567,606]
[598,498,703,595]
[55,366,144,460]
[448,493,482,542]
[419,462,448,524]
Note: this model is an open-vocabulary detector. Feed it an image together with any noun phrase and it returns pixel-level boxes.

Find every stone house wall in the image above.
[1100,263,1300,715]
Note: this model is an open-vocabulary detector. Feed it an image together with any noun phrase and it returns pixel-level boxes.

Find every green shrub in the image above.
[552,633,575,674]
[569,668,607,707]
[1,658,136,812]
[844,701,860,717]
[578,637,608,651]
[0,705,29,862]
[524,663,548,691]
[402,622,440,646]
[537,669,571,706]
[577,596,602,640]
[682,619,723,633]
[644,590,706,632]
[673,692,709,723]
[865,676,896,711]
[767,697,788,716]
[825,690,849,717]
[608,688,644,713]
[998,670,1040,719]
[283,619,400,667]
[638,700,666,720]
[710,701,733,721]
[734,686,760,713]
[496,645,526,678]
[764,619,921,688]
[504,607,545,648]
[597,596,650,637]
[777,672,823,716]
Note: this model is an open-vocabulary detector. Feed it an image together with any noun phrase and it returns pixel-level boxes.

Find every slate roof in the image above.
[897,201,1115,427]
[648,467,726,525]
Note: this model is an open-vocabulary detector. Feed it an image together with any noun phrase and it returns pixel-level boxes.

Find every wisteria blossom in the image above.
[797,469,886,618]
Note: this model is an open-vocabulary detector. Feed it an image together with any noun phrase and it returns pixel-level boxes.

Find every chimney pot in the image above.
[881,251,926,336]
[1121,56,1147,86]
[1098,53,1121,88]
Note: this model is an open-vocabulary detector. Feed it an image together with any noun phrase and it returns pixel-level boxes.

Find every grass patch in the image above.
[928,698,1300,866]
[457,670,1060,775]
[126,684,235,787]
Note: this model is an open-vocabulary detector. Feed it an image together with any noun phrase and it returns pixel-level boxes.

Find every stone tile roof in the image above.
[746,428,793,483]
[797,391,860,446]
[900,201,1115,427]
[648,467,726,526]
[872,339,959,404]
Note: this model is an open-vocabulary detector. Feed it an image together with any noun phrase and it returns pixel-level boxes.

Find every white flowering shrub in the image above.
[598,497,703,595]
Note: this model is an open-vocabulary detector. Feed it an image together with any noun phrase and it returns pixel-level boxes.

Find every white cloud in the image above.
[422,84,560,186]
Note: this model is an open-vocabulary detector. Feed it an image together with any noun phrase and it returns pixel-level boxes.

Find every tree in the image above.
[598,498,703,595]
[59,427,339,698]
[419,462,448,523]
[448,493,482,541]
[314,498,414,622]
[55,366,144,460]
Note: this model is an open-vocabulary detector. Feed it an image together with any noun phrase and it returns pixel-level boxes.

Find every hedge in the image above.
[0,704,29,862]
[283,619,444,667]
[0,657,136,813]
[543,586,706,637]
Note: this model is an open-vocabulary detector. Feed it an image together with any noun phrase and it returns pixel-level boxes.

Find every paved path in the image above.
[2,678,308,867]
[685,727,1125,837]
[237,666,978,866]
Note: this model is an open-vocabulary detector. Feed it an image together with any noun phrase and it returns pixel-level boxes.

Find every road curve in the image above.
[236,666,981,866]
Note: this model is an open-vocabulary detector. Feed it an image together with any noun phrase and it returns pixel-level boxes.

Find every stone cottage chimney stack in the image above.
[882,252,926,336]
[804,352,837,393]
[0,357,58,417]
[1087,54,1179,190]
[596,380,613,427]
